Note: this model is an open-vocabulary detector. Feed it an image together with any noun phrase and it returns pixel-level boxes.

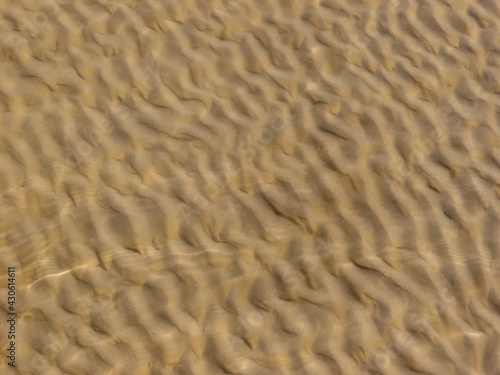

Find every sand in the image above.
[0,0,500,374]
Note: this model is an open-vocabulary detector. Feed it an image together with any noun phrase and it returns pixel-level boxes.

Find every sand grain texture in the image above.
[0,0,500,374]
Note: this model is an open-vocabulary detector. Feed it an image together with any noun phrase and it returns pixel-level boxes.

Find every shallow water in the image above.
[1,0,500,374]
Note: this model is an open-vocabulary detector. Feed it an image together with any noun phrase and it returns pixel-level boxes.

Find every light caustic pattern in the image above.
[0,0,499,374]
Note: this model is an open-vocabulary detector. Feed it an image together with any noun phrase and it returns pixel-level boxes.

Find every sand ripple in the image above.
[1,0,500,374]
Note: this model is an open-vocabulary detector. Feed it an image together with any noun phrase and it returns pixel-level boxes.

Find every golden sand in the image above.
[0,0,500,374]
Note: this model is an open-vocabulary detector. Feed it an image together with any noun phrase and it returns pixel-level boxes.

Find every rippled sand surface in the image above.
[1,0,500,374]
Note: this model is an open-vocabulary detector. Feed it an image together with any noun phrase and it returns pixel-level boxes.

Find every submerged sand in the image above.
[1,0,500,374]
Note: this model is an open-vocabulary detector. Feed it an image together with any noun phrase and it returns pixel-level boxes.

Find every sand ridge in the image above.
[0,0,500,374]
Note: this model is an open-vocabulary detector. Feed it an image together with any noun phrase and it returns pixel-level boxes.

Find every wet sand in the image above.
[1,0,500,374]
